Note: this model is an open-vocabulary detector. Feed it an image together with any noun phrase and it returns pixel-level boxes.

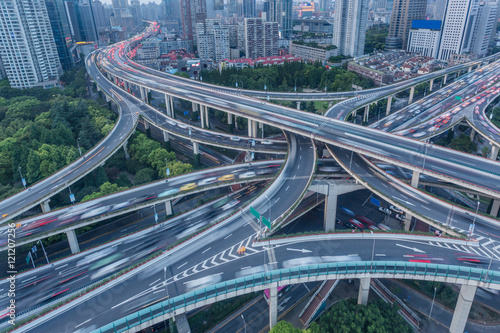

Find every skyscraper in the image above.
[181,0,206,42]
[130,0,142,26]
[333,0,369,57]
[92,0,110,32]
[196,19,229,61]
[45,0,75,71]
[387,0,427,50]
[245,18,278,59]
[0,0,62,88]
[470,0,497,58]
[266,0,293,38]
[437,0,478,61]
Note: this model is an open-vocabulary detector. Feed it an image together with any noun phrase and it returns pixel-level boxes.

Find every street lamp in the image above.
[349,149,354,171]
[241,314,246,333]
[38,239,50,264]
[18,166,26,189]
[470,201,480,239]
[421,140,429,172]
[429,286,437,320]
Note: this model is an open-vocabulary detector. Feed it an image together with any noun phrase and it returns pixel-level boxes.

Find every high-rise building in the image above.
[433,0,447,20]
[0,0,62,89]
[242,0,256,17]
[437,0,478,61]
[333,0,370,57]
[407,20,442,58]
[266,0,293,38]
[470,0,497,58]
[181,0,206,42]
[196,19,229,61]
[130,0,142,26]
[92,0,110,32]
[245,18,278,59]
[387,0,427,50]
[45,0,75,71]
[77,0,99,43]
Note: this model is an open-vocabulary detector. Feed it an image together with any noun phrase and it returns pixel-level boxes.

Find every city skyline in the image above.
[102,0,162,4]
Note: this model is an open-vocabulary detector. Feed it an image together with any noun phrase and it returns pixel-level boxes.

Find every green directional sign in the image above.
[250,206,260,219]
[455,96,462,100]
[262,216,272,229]
[26,253,31,265]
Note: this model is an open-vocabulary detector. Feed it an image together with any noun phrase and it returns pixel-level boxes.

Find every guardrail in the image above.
[92,261,500,333]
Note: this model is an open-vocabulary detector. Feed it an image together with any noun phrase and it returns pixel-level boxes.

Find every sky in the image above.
[101,0,162,4]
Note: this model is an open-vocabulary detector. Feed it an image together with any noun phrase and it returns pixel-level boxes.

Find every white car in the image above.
[239,171,256,179]
[197,177,218,186]
[390,205,404,214]
[177,123,187,129]
[261,140,272,145]
[378,207,390,215]
[230,136,241,142]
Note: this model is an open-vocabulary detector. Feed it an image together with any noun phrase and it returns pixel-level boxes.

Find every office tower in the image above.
[77,0,99,43]
[407,20,442,58]
[433,0,447,20]
[387,0,427,50]
[245,18,278,59]
[333,0,370,57]
[130,0,142,26]
[470,0,497,57]
[181,0,206,42]
[0,0,62,89]
[243,0,256,17]
[112,0,129,20]
[319,0,331,11]
[266,0,293,38]
[437,0,478,61]
[45,0,75,71]
[93,0,110,32]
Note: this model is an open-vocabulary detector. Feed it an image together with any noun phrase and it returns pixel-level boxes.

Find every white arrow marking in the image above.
[286,248,313,253]
[396,243,425,253]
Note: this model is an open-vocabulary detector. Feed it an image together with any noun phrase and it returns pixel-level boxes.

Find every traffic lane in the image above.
[23,133,315,331]
[0,161,282,244]
[0,183,265,318]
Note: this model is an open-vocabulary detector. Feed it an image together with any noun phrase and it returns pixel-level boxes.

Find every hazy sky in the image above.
[101,0,162,4]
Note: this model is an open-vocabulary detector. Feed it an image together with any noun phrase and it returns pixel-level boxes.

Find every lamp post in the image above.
[422,140,429,172]
[370,230,375,272]
[18,166,26,189]
[429,286,437,320]
[38,239,50,264]
[470,201,480,239]
[241,314,246,333]
[349,149,354,171]
[76,138,82,157]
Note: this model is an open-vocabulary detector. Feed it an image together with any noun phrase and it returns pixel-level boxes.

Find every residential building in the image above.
[245,18,279,59]
[290,42,338,62]
[160,39,193,54]
[437,0,478,61]
[333,0,370,57]
[0,0,62,88]
[196,19,230,62]
[387,0,427,50]
[407,20,442,58]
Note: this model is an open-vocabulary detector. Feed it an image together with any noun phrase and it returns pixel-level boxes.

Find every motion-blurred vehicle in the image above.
[218,174,235,181]
[198,177,218,186]
[180,182,197,191]
[239,171,256,179]
[261,140,272,145]
[158,188,180,197]
[221,199,240,211]
[184,274,223,292]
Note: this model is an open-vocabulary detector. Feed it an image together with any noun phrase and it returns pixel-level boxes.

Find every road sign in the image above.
[166,168,170,176]
[69,193,75,203]
[370,197,380,207]
[184,110,189,115]
[468,223,475,235]
[154,213,158,222]
[262,216,271,229]
[455,96,461,100]
[26,253,31,265]
[21,178,26,187]
[250,206,260,219]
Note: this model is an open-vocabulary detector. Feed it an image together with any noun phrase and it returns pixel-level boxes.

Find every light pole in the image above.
[241,314,246,333]
[470,201,480,239]
[422,140,429,172]
[349,149,354,171]
[18,166,26,189]
[370,230,375,272]
[38,239,49,264]
[429,286,437,320]
[153,204,158,224]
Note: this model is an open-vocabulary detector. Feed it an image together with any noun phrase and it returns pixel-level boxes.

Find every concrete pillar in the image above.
[200,105,205,128]
[193,141,199,155]
[105,95,110,102]
[252,119,257,138]
[324,189,338,232]
[140,86,146,102]
[411,170,420,188]
[269,284,278,329]
[123,80,129,92]
[163,131,170,142]
[248,119,253,137]
[175,314,191,333]
[165,94,171,117]
[169,95,175,119]
[443,74,448,85]
[165,200,173,216]
[260,122,264,138]
[470,128,476,141]
[408,86,415,104]
[144,121,149,130]
[468,66,472,73]
[429,78,434,91]
[40,199,51,213]
[66,229,81,254]
[297,101,301,110]
[403,214,412,231]
[363,105,369,122]
[449,284,477,333]
[123,139,130,160]
[386,95,392,116]
[205,106,210,128]
[491,199,500,217]
[490,145,499,160]
[357,278,370,306]
[228,113,233,125]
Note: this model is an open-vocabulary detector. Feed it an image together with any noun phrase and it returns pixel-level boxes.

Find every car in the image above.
[378,207,391,215]
[239,171,256,179]
[180,182,197,191]
[261,140,272,145]
[395,214,405,221]
[340,207,355,216]
[216,135,226,140]
[177,123,187,129]
[230,136,241,142]
[218,174,235,181]
[221,199,240,211]
[197,177,218,186]
[318,166,342,172]
[158,188,180,197]
[389,205,403,214]
[347,218,364,229]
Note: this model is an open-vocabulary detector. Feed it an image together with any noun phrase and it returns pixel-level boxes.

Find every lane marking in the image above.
[149,278,160,286]
[202,247,211,254]
[75,319,92,329]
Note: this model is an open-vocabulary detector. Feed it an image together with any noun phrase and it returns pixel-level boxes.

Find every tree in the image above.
[482,146,490,157]
[135,168,154,185]
[269,321,301,333]
[81,182,128,202]
[450,134,477,153]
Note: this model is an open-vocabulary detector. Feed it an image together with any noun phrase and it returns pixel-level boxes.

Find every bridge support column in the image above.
[252,119,257,138]
[175,314,191,333]
[140,86,146,102]
[204,106,210,128]
[66,229,81,254]
[165,200,173,216]
[411,170,420,188]
[470,128,476,141]
[248,119,254,137]
[449,284,477,333]
[165,94,172,117]
[386,95,392,116]
[403,214,412,231]
[260,122,264,138]
[468,66,472,73]
[123,139,130,160]
[144,121,149,130]
[490,145,499,160]
[227,113,233,125]
[105,95,110,103]
[429,79,434,91]
[490,199,500,217]
[357,278,370,306]
[363,105,369,122]
[40,199,51,213]
[297,101,301,110]
[324,188,338,232]
[408,86,415,104]
[443,74,448,85]
[163,131,170,143]
[269,283,278,329]
[123,80,129,92]
[200,105,205,128]
[193,141,199,155]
